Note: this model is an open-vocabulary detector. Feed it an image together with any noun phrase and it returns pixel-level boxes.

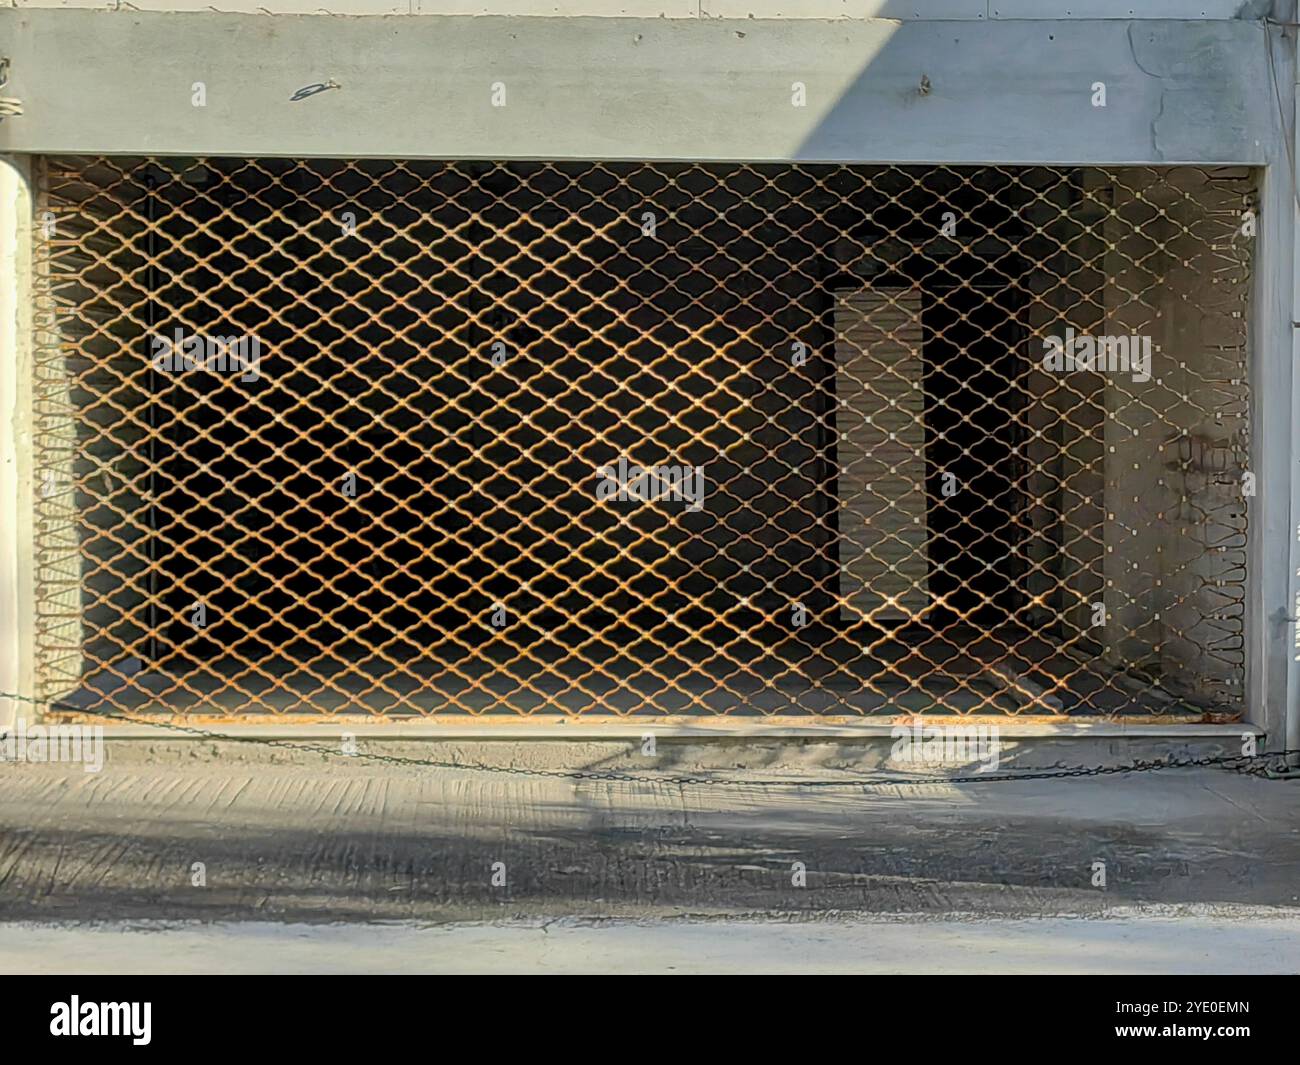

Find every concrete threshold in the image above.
[51,714,1262,742]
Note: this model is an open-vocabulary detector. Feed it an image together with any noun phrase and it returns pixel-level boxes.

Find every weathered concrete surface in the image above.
[0,743,1297,924]
[0,1,1256,21]
[3,909,1298,974]
[0,12,1278,163]
[0,155,34,736]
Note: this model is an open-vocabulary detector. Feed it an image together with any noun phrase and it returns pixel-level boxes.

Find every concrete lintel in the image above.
[0,11,1279,164]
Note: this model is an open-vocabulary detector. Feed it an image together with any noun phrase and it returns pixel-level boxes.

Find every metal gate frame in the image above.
[23,157,1254,723]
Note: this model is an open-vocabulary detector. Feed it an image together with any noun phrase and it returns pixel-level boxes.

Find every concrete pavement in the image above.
[4,909,1298,974]
[0,738,1297,927]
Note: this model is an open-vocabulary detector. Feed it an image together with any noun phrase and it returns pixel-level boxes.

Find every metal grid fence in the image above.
[32,158,1254,719]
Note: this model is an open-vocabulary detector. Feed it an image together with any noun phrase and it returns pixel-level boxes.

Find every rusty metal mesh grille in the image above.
[32,158,1253,719]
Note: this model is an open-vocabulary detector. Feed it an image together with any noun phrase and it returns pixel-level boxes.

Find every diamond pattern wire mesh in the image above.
[31,157,1253,720]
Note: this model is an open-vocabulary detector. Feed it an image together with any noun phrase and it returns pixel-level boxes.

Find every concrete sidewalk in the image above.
[0,739,1297,925]
[3,910,1298,974]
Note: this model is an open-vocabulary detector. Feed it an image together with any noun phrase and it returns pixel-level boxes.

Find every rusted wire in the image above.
[31,159,1254,719]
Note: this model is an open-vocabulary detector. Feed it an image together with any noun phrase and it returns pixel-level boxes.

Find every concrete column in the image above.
[1285,17,1300,759]
[0,153,35,729]
[1247,16,1300,754]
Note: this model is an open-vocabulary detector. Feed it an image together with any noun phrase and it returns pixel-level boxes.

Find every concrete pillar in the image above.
[0,153,35,729]
[1246,14,1300,755]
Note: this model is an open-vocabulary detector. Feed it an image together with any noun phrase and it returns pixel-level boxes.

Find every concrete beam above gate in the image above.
[0,11,1282,165]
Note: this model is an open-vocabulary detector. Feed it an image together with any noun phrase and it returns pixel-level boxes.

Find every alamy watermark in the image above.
[150,329,262,383]
[1042,327,1152,384]
[890,722,1001,773]
[50,997,150,1045]
[0,718,104,773]
[596,455,706,512]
